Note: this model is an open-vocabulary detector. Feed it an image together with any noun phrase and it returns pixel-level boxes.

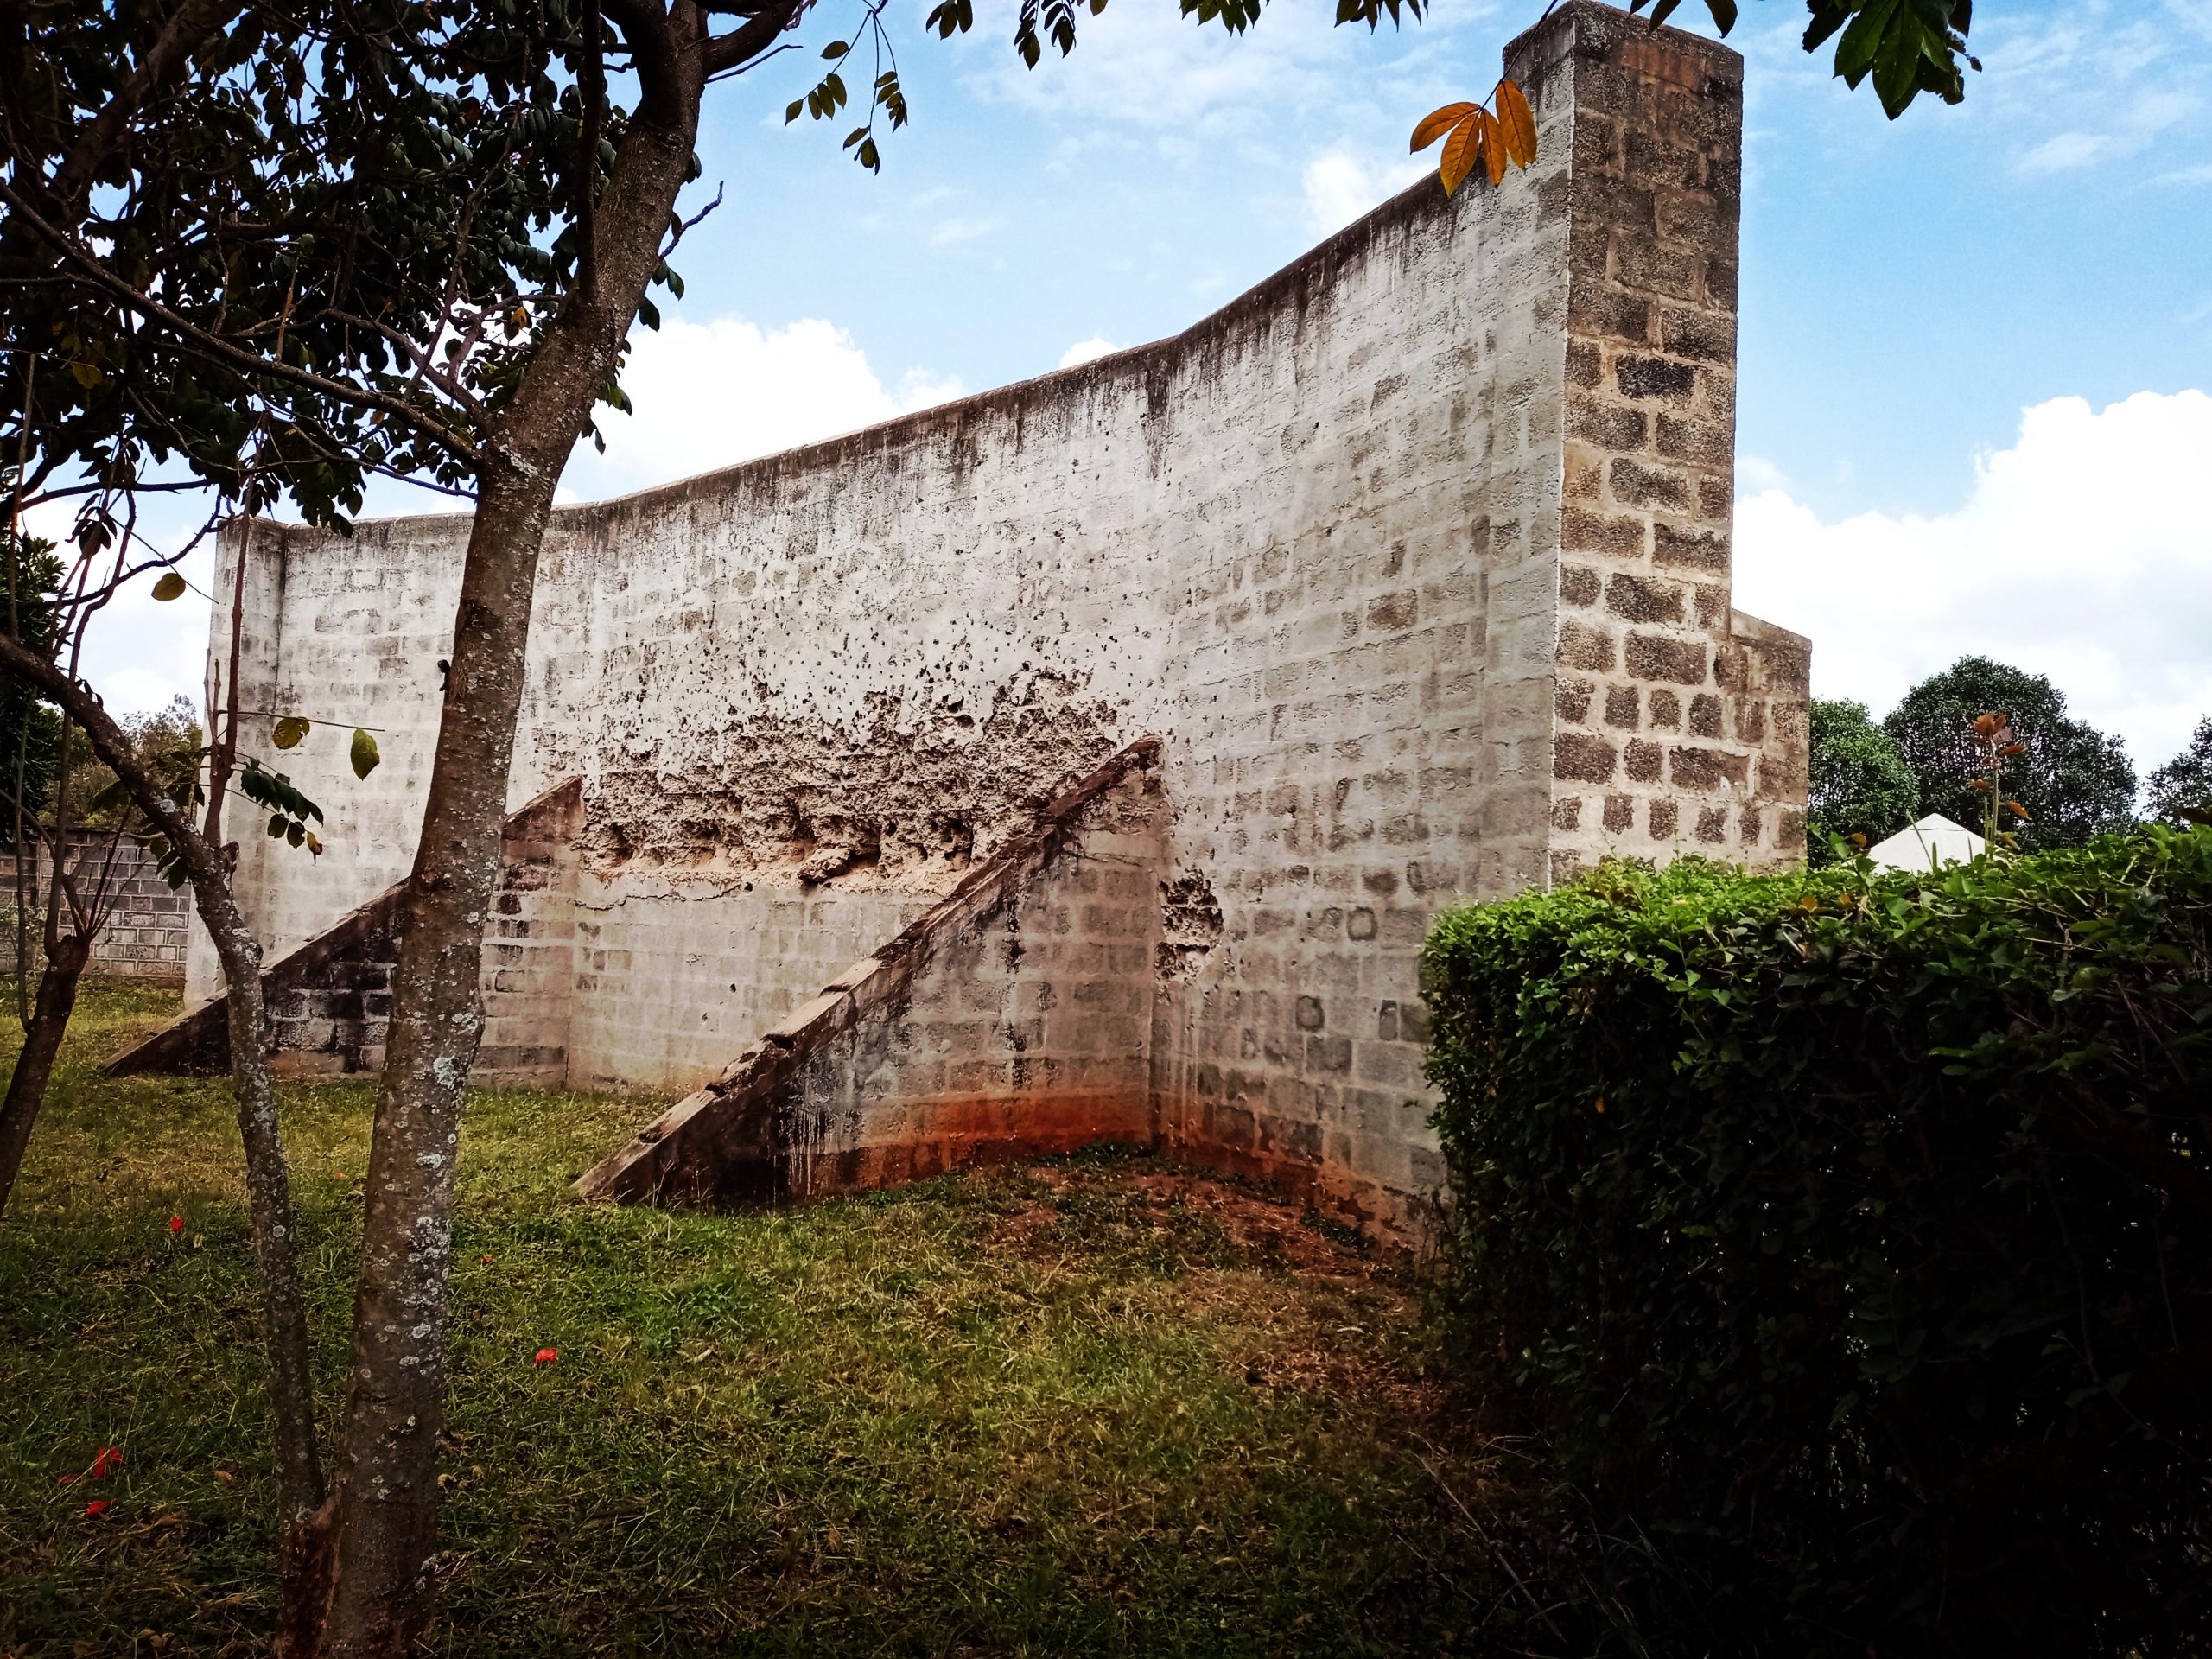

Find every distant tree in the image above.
[2146,718,2212,829]
[1,532,63,827]
[1883,658,2137,853]
[1806,697,1916,864]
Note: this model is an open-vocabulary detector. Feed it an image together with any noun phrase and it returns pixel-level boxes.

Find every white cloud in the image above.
[20,493,215,721]
[958,0,1499,142]
[62,315,966,717]
[930,214,1005,247]
[1734,390,2212,779]
[1734,454,1791,495]
[563,315,963,499]
[2017,130,2116,175]
[1300,147,1427,236]
[1058,335,1121,368]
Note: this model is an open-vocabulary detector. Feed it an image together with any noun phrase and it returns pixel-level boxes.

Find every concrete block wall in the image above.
[114,781,581,1082]
[580,742,1165,1205]
[1541,6,1810,880]
[0,838,193,985]
[181,2,1808,1238]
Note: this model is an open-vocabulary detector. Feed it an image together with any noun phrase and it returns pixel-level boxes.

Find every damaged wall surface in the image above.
[179,2,1808,1236]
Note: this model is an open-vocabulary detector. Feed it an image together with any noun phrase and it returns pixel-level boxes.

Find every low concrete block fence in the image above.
[0,837,193,987]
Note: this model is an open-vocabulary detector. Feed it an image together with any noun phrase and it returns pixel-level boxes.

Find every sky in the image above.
[54,0,2212,783]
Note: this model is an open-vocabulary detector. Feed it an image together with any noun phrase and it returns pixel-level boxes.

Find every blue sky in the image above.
[68,0,2212,780]
[605,0,2212,518]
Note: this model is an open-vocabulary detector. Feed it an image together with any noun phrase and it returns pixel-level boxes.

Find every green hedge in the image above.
[1422,830,2210,1654]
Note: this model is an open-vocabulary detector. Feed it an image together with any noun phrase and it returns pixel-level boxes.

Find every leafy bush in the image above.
[1422,832,2211,1655]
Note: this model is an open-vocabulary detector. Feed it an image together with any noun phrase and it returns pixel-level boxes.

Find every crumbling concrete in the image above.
[162,2,1808,1238]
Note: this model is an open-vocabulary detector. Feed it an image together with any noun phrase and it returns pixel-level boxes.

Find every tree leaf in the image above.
[1478,106,1509,187]
[1410,101,1478,152]
[1706,0,1738,33]
[1496,79,1537,168]
[1438,113,1482,196]
[1837,0,1901,86]
[351,728,380,779]
[272,715,310,750]
[151,572,188,601]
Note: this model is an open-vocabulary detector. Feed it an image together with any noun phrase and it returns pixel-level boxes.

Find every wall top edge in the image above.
[1730,608,1811,654]
[1510,0,1745,83]
[221,0,1737,552]
[230,154,1468,544]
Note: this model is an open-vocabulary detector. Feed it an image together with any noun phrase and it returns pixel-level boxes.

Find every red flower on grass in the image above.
[532,1347,558,1367]
[83,1499,112,1518]
[168,1215,185,1234]
[89,1446,123,1478]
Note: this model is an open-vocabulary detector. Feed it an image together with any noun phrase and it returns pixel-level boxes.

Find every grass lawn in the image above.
[0,981,1508,1656]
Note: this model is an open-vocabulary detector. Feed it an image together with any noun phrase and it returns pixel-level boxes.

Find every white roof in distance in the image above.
[1868,814,1987,873]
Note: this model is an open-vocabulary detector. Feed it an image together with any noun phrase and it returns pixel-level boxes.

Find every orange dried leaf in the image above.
[1411,101,1478,152]
[1439,115,1483,196]
[1496,78,1537,167]
[1478,106,1509,186]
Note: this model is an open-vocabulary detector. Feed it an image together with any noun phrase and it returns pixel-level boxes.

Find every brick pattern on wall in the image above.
[175,3,1809,1242]
[111,780,582,1082]
[0,838,192,985]
[1541,7,1809,881]
[580,741,1164,1205]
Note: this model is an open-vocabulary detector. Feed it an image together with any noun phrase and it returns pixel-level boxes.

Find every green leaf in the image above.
[1837,0,1902,86]
[351,728,380,779]
[151,572,188,601]
[272,715,310,750]
[822,40,849,58]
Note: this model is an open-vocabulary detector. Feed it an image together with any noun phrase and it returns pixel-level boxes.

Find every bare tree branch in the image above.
[703,0,803,76]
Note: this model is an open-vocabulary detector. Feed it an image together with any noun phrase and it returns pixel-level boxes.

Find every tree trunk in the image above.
[0,925,88,1220]
[315,55,708,1656]
[0,635,327,1642]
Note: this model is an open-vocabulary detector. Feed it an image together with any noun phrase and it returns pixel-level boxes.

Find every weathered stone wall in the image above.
[1,838,191,986]
[582,741,1164,1205]
[118,781,580,1081]
[181,2,1807,1236]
